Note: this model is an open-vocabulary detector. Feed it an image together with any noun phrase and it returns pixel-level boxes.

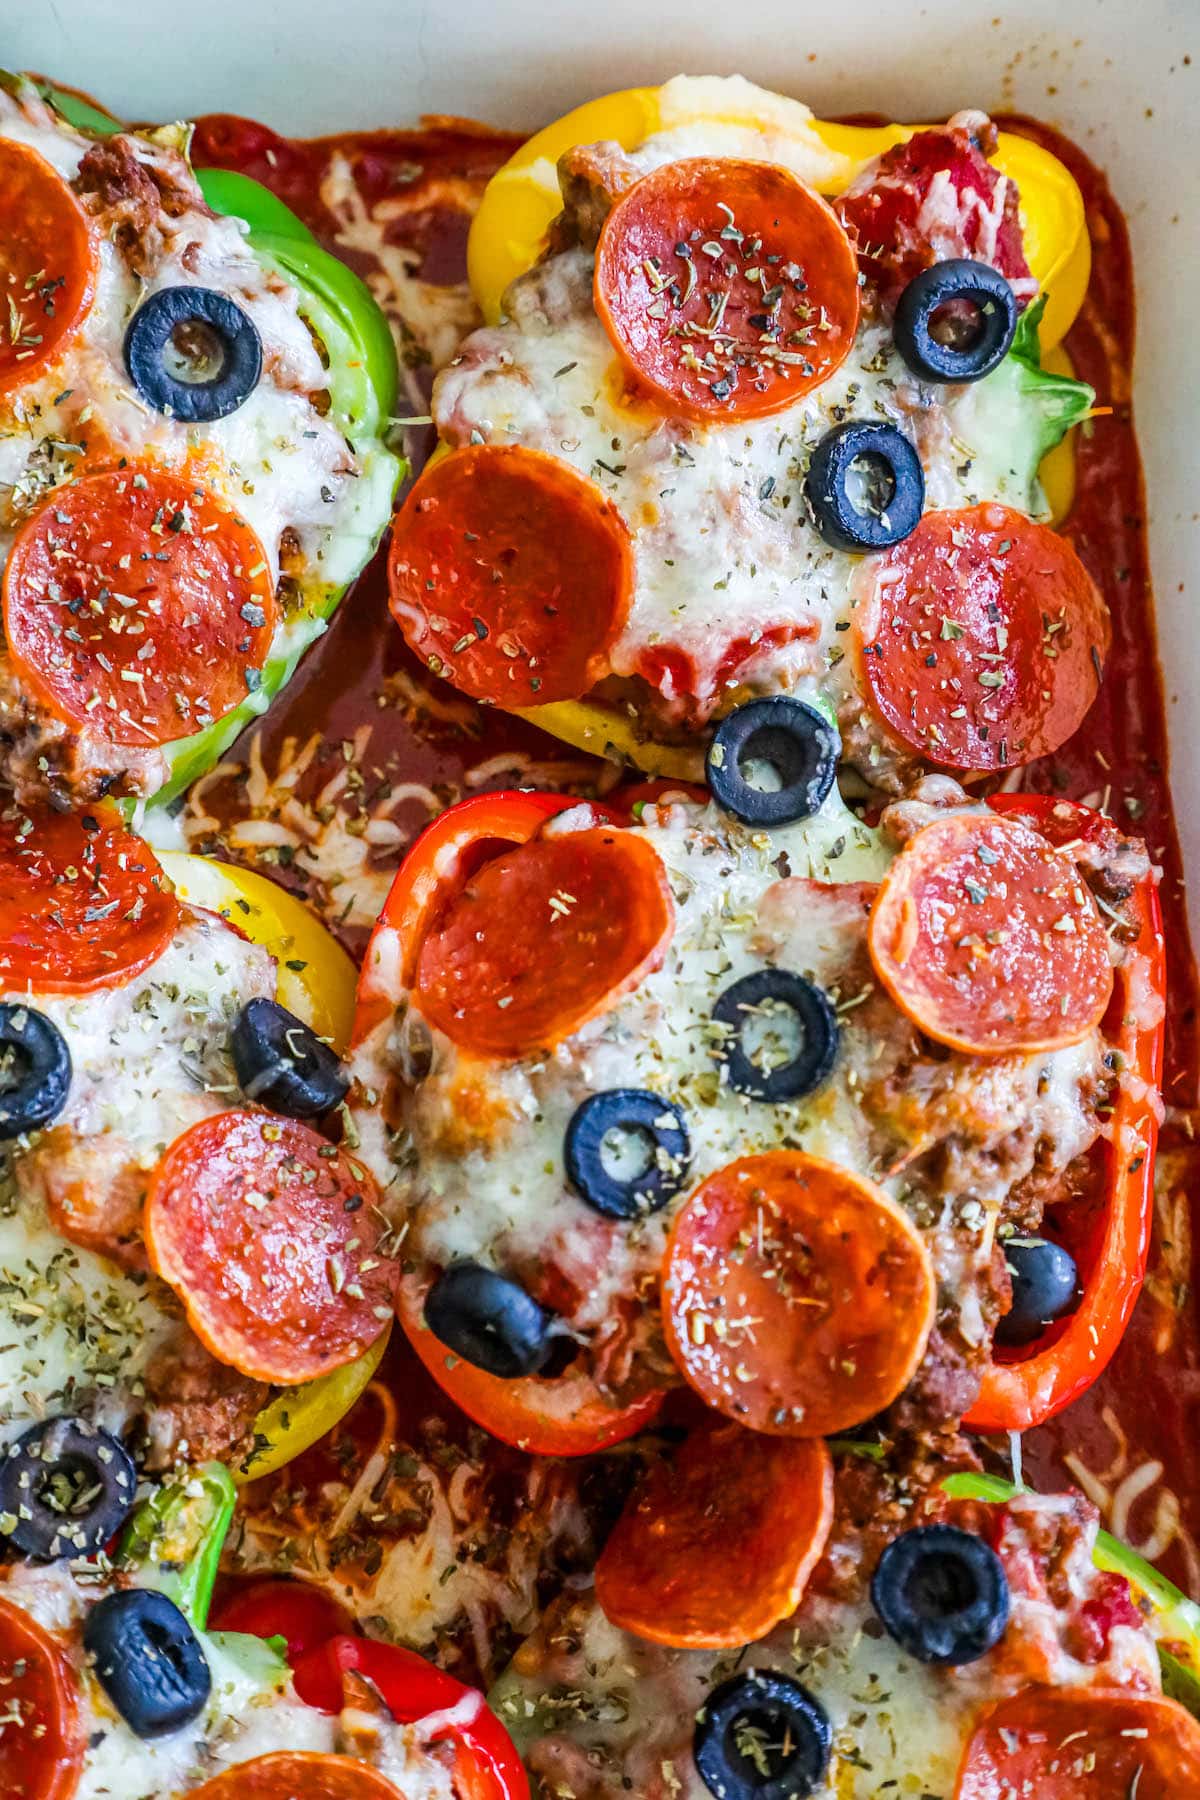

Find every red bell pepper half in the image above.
[353,789,667,1456]
[963,793,1165,1433]
[209,1579,527,1800]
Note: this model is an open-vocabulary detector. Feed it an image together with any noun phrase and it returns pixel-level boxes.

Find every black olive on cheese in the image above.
[711,969,839,1103]
[231,997,349,1119]
[893,258,1018,384]
[804,419,924,552]
[0,1003,71,1139]
[693,1670,832,1799]
[706,697,838,827]
[565,1088,691,1220]
[124,285,263,421]
[871,1524,1011,1665]
[83,1589,211,1739]
[424,1262,551,1379]
[995,1234,1079,1346]
[0,1416,137,1562]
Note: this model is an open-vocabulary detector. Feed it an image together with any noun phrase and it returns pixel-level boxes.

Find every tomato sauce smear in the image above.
[189,106,1200,1590]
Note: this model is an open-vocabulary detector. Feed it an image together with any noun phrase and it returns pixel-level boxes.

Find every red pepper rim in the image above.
[289,1633,529,1800]
[963,794,1165,1433]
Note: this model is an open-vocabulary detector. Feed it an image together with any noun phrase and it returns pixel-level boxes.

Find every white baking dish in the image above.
[8,0,1199,944]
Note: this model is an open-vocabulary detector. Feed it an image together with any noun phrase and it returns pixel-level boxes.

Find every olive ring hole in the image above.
[844,451,898,523]
[598,1122,657,1186]
[904,1555,980,1620]
[164,316,231,386]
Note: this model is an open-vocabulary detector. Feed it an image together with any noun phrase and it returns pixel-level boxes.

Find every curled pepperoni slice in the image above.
[836,125,1033,311]
[868,810,1113,1055]
[854,505,1110,772]
[0,138,96,392]
[661,1151,935,1437]
[4,468,277,747]
[954,1687,1200,1799]
[0,807,179,994]
[188,1754,404,1799]
[145,1110,396,1386]
[414,822,673,1058]
[388,445,632,706]
[595,158,859,421]
[0,1596,83,1800]
[595,1421,833,1648]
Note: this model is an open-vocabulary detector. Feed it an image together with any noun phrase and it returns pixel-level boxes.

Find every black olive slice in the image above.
[693,1669,832,1798]
[124,285,262,421]
[871,1524,1011,1665]
[894,258,1018,384]
[711,970,839,1103]
[804,420,924,552]
[83,1589,211,1738]
[706,697,838,827]
[0,1417,137,1562]
[995,1234,1079,1346]
[230,997,349,1119]
[0,1003,71,1139]
[565,1088,690,1220]
[424,1263,550,1379]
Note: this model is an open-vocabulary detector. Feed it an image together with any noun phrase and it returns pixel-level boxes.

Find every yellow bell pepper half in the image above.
[461,81,1091,781]
[467,81,1089,348]
[158,853,386,1483]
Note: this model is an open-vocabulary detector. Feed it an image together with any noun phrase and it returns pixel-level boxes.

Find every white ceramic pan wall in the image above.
[8,0,1199,945]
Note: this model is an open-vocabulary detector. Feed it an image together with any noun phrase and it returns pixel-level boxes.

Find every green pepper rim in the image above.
[943,1469,1200,1715]
[32,78,122,135]
[194,165,319,244]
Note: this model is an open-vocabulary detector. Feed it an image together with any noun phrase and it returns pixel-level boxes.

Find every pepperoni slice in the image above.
[868,810,1113,1055]
[594,158,859,422]
[595,1422,833,1647]
[0,139,96,393]
[0,807,179,994]
[955,1687,1200,1799]
[188,1754,404,1800]
[4,468,277,747]
[854,505,1110,772]
[661,1151,935,1437]
[0,1595,83,1800]
[414,822,674,1058]
[145,1111,396,1385]
[388,445,632,706]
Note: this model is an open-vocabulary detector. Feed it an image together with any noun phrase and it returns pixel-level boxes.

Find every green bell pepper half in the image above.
[943,1469,1200,1716]
[23,76,403,812]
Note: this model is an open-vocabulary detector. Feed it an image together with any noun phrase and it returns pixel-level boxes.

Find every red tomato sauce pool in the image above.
[190,106,1200,1598]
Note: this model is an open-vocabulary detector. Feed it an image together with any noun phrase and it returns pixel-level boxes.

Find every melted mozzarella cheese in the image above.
[434,112,1051,740]
[352,794,1105,1367]
[492,1492,1162,1800]
[0,909,273,1444]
